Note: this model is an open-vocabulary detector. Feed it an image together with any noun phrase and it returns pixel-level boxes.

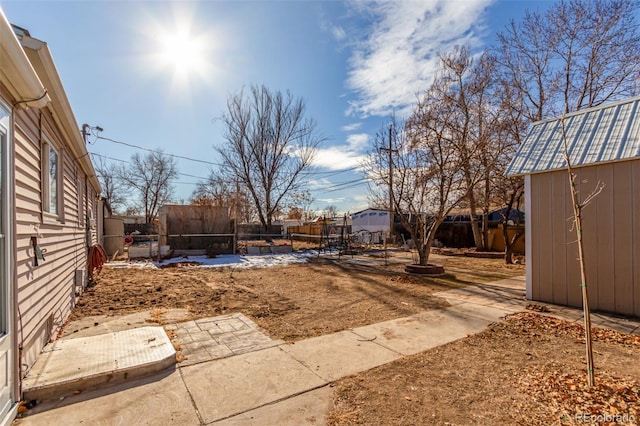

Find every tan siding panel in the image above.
[536,173,554,303]
[551,171,568,305]
[612,162,634,315]
[14,109,40,146]
[632,162,640,316]
[591,165,614,312]
[530,159,640,317]
[15,145,41,184]
[530,174,541,301]
[567,168,591,309]
[563,169,582,307]
[13,109,91,369]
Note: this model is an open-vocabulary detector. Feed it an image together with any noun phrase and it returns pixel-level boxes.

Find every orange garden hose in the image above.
[88,244,107,278]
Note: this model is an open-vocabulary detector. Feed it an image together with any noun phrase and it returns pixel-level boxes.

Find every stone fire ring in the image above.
[404,263,445,275]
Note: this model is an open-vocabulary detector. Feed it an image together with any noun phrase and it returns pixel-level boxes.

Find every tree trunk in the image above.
[467,191,485,250]
[469,214,484,250]
[417,243,429,266]
[482,210,490,250]
[503,227,523,265]
[417,218,444,266]
[504,246,514,264]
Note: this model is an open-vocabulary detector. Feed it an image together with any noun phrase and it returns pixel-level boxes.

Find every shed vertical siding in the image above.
[529,160,640,317]
[577,166,601,312]
[535,173,554,303]
[594,166,614,312]
[612,162,633,314]
[13,107,96,370]
[551,170,568,305]
[633,161,640,317]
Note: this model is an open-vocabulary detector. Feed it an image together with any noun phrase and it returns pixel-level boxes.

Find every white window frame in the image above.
[42,138,63,222]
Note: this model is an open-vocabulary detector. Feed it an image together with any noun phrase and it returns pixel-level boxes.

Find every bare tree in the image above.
[287,189,315,222]
[494,174,525,264]
[493,79,528,264]
[436,47,503,251]
[553,0,640,112]
[496,0,640,119]
[496,9,558,122]
[286,207,304,221]
[191,174,234,206]
[217,85,323,233]
[118,151,178,224]
[94,156,128,213]
[365,109,466,267]
[323,205,338,219]
[191,172,255,223]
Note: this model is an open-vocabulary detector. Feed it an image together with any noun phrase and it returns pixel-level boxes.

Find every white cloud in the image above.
[345,0,495,118]
[313,133,370,171]
[313,145,366,171]
[332,25,347,41]
[341,122,362,132]
[346,133,369,151]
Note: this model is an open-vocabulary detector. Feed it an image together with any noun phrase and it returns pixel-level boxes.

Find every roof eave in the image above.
[18,33,101,194]
[0,11,50,108]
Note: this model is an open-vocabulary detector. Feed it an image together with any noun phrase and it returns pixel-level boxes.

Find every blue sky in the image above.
[2,0,548,216]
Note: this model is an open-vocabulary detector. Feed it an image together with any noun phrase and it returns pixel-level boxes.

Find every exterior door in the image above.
[0,106,13,423]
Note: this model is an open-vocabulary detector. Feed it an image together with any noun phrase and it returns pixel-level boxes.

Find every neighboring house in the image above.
[1,11,101,424]
[351,209,390,234]
[351,209,391,244]
[506,96,640,317]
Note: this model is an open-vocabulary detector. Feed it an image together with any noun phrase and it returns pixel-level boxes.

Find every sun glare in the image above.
[159,29,206,77]
[142,4,218,91]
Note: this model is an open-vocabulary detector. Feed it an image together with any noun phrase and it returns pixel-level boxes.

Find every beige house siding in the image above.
[13,106,98,370]
[528,160,640,317]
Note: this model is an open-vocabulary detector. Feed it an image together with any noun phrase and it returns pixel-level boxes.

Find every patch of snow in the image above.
[104,250,333,270]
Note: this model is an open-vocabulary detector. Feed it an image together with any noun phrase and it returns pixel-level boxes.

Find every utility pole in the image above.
[381,120,399,245]
[234,179,239,254]
[81,124,89,144]
[387,123,394,242]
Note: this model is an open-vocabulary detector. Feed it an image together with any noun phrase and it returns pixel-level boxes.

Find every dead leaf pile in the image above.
[511,313,640,424]
[519,367,639,425]
[505,312,640,347]
[526,303,551,312]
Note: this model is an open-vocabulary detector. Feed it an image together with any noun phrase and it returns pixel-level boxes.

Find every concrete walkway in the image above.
[14,276,640,425]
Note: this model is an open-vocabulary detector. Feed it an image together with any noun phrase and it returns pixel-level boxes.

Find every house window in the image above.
[42,140,62,219]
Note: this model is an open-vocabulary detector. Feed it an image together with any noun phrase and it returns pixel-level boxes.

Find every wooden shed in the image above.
[1,12,101,423]
[506,96,640,317]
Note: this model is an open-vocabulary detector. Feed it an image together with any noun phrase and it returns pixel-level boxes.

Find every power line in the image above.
[95,135,224,167]
[300,165,360,177]
[90,152,209,180]
[95,135,360,177]
[95,173,202,187]
[91,150,367,191]
[90,138,372,197]
[314,178,371,193]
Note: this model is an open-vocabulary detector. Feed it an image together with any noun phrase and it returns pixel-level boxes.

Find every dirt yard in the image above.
[68,251,639,424]
[71,251,524,341]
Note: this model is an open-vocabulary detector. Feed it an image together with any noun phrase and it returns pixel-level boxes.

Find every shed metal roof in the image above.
[505,96,640,176]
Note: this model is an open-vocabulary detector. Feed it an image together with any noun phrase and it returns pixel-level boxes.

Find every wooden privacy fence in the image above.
[158,205,234,254]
